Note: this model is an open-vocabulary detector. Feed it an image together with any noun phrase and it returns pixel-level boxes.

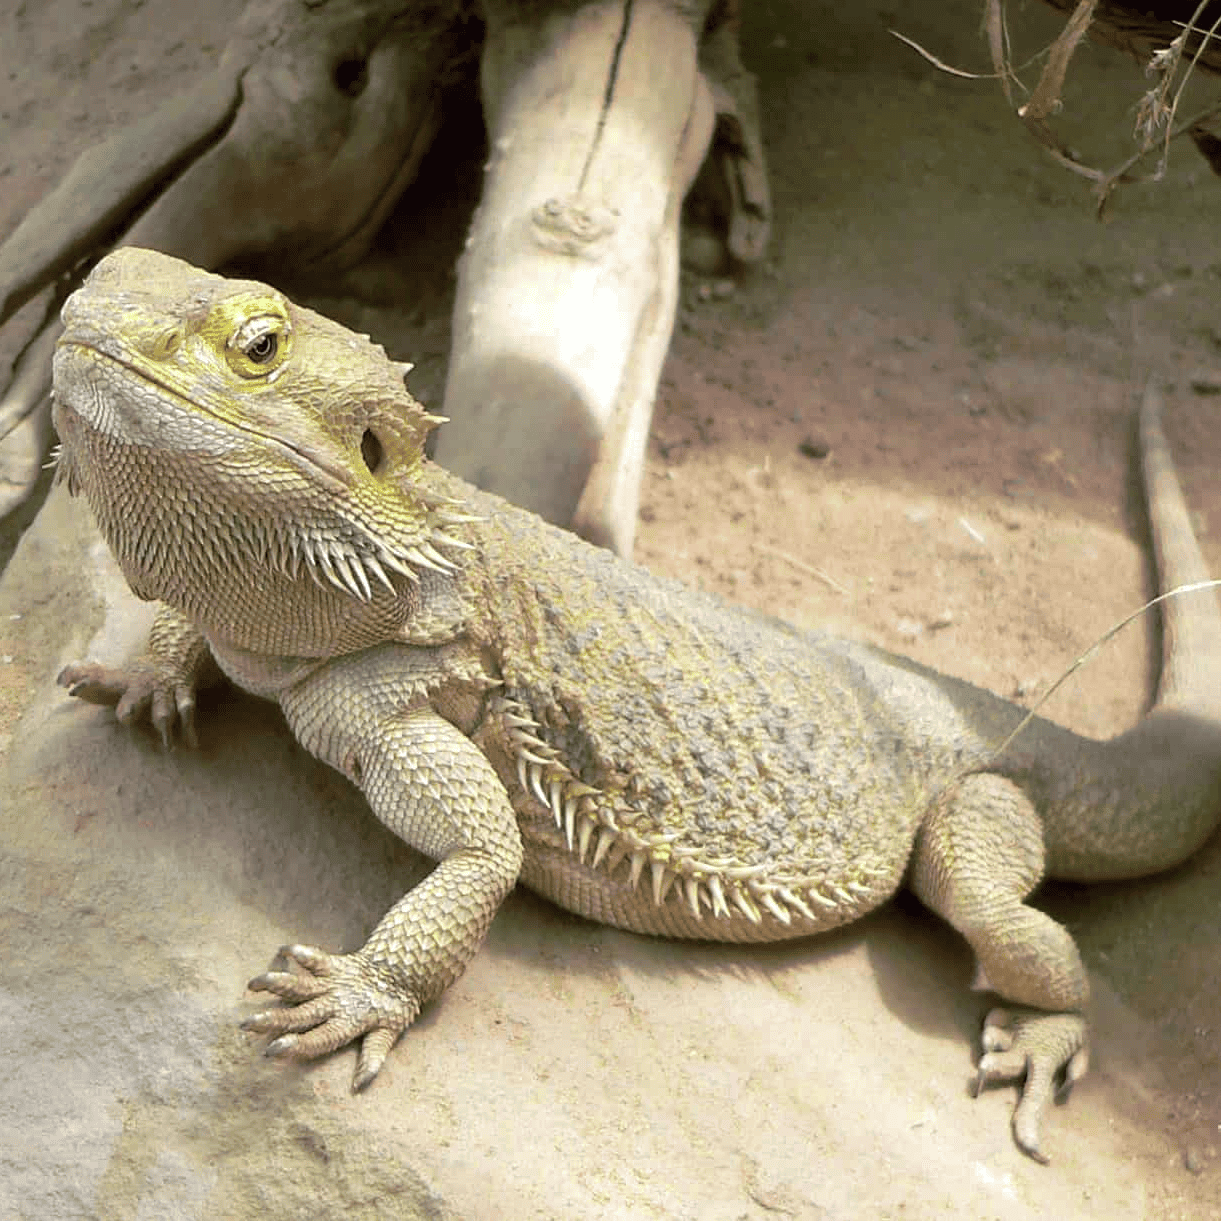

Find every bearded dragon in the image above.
[51,247,1221,1162]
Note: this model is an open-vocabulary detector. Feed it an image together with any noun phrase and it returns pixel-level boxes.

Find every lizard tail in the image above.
[1032,381,1221,881]
[1139,379,1221,717]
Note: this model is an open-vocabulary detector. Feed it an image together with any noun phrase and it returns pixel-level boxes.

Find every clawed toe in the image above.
[970,1007,1089,1163]
[58,660,198,747]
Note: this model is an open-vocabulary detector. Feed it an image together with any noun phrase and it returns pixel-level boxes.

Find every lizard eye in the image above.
[244,332,278,364]
[226,312,290,378]
[360,428,385,474]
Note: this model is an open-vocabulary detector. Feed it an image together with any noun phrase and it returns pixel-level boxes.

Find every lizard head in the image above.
[51,247,472,655]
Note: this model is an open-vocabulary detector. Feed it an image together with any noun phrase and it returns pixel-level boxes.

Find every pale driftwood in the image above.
[438,0,716,556]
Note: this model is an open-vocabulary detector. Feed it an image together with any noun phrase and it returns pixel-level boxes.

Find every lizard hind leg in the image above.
[909,772,1090,1163]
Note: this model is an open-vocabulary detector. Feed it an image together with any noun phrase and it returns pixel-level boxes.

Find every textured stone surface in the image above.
[1,484,1217,1219]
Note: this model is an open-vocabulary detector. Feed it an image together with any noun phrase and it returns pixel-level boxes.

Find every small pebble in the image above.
[958,517,986,545]
[1189,370,1221,395]
[798,437,830,460]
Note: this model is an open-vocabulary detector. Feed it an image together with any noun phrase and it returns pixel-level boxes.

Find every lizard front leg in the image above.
[58,603,217,747]
[243,690,524,1089]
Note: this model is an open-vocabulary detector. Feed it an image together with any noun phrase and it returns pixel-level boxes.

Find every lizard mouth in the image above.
[53,334,353,495]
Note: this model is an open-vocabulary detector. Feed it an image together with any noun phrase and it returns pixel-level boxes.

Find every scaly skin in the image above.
[51,248,1221,1161]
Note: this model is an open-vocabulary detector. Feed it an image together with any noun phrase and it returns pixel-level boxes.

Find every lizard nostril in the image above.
[360,429,384,474]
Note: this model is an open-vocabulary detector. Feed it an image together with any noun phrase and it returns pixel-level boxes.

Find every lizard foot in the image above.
[243,943,422,1090]
[971,1006,1090,1164]
[58,659,197,748]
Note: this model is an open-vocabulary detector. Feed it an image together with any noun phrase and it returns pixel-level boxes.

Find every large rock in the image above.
[1,485,1217,1219]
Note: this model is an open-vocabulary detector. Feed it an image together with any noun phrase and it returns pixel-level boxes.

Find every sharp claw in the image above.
[353,1027,397,1091]
[1057,1046,1089,1101]
[283,943,330,973]
[177,691,198,749]
[247,969,300,995]
[264,1034,300,1059]
[1013,1111,1051,1165]
[352,1053,385,1092]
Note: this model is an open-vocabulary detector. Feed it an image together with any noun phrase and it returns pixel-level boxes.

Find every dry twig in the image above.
[893,1,1221,210]
[759,543,849,596]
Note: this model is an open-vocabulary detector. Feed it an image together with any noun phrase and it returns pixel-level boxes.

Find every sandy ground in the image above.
[1,0,1219,1215]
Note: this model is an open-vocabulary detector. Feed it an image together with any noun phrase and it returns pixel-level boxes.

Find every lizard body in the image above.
[52,248,1221,1160]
